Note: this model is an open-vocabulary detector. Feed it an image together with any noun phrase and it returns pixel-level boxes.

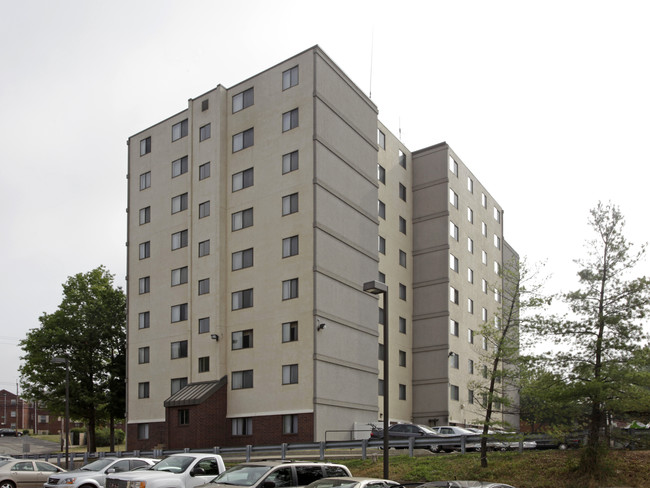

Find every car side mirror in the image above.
[192,467,206,476]
[106,469,116,474]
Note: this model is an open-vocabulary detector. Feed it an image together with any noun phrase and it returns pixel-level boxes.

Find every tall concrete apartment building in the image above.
[126,46,517,450]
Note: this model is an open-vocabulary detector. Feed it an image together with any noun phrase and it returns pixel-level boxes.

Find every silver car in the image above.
[44,458,158,488]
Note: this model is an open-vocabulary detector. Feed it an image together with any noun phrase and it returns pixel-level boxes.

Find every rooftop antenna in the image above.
[369,28,374,99]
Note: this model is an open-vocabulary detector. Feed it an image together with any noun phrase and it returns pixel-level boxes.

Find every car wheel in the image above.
[558,443,568,450]
[428,445,440,453]
[1,480,17,488]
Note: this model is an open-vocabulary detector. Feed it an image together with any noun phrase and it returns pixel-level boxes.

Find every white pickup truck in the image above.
[105,453,225,488]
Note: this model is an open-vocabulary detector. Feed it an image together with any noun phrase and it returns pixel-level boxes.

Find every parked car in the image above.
[0,459,64,488]
[416,482,516,488]
[199,460,351,488]
[525,432,583,450]
[305,477,399,488]
[0,430,21,438]
[463,428,507,451]
[429,426,477,452]
[370,423,441,452]
[0,457,15,462]
[105,453,224,488]
[44,457,158,488]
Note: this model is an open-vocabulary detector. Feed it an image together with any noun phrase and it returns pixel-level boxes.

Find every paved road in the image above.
[0,436,60,456]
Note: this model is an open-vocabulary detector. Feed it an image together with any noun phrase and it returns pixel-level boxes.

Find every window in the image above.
[467,177,473,193]
[399,384,406,400]
[139,171,151,190]
[172,119,188,141]
[198,356,210,373]
[494,261,501,275]
[482,193,487,208]
[377,129,385,149]
[398,149,406,168]
[282,108,299,132]
[232,289,253,310]
[171,230,188,250]
[449,156,458,176]
[171,193,188,214]
[282,364,298,384]
[399,283,406,300]
[139,206,150,225]
[178,409,189,425]
[282,321,298,342]
[378,236,386,254]
[171,377,187,394]
[199,162,211,180]
[199,200,211,219]
[495,288,502,303]
[282,236,299,257]
[201,99,209,111]
[468,298,474,314]
[450,286,459,304]
[494,207,501,222]
[172,156,188,177]
[199,239,210,257]
[450,319,459,336]
[468,329,474,344]
[482,336,488,351]
[450,352,459,369]
[482,278,488,294]
[171,266,188,286]
[399,183,407,201]
[482,307,488,321]
[467,207,473,223]
[171,340,188,359]
[399,350,406,367]
[138,423,149,439]
[282,193,298,215]
[232,208,253,230]
[378,200,385,219]
[494,234,501,249]
[233,128,254,152]
[378,343,385,360]
[232,168,254,191]
[232,87,254,113]
[139,241,150,260]
[379,307,385,326]
[450,384,459,401]
[468,268,474,283]
[232,329,253,350]
[483,365,489,378]
[138,311,150,329]
[232,417,252,435]
[378,164,386,183]
[282,278,298,300]
[138,347,150,364]
[482,250,488,265]
[198,278,210,295]
[138,382,149,399]
[467,237,474,253]
[171,303,188,323]
[379,271,386,283]
[282,66,299,89]
[282,150,299,174]
[232,248,254,270]
[468,359,475,375]
[139,277,150,294]
[198,317,210,334]
[399,250,407,268]
[232,370,253,389]
[399,216,407,234]
[283,415,298,434]
[399,316,406,334]
[449,189,458,208]
[378,379,384,396]
[450,253,458,272]
[199,123,211,141]
[468,389,475,404]
[450,221,458,240]
[482,221,488,237]
[140,137,151,156]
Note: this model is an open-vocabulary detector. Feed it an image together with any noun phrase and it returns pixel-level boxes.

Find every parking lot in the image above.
[0,435,59,456]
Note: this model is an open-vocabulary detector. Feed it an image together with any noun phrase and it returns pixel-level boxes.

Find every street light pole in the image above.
[363,280,389,479]
[51,358,69,469]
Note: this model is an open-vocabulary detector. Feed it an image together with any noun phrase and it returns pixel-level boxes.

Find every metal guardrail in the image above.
[12,434,532,467]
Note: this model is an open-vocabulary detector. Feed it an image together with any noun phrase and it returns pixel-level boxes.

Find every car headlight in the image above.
[62,478,77,485]
[128,481,146,488]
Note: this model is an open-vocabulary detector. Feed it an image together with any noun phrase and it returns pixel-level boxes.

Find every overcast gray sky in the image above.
[2,0,649,390]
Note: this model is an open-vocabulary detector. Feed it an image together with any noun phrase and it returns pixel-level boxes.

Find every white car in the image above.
[45,457,158,488]
[305,477,400,488]
[429,426,477,452]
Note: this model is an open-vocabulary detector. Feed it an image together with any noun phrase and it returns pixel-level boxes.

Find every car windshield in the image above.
[81,459,116,471]
[0,461,10,469]
[417,425,438,434]
[150,456,194,473]
[210,465,271,486]
[310,481,357,488]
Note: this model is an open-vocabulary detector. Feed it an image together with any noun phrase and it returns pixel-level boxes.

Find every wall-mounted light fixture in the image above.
[211,334,219,341]
[316,320,326,331]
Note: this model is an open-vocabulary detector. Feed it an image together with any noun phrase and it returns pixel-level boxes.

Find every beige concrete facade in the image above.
[126,46,518,449]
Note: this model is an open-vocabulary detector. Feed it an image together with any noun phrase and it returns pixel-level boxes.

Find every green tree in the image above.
[537,202,650,476]
[19,266,126,453]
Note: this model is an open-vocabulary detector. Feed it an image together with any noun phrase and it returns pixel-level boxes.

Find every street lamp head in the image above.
[51,358,67,365]
[363,280,388,295]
